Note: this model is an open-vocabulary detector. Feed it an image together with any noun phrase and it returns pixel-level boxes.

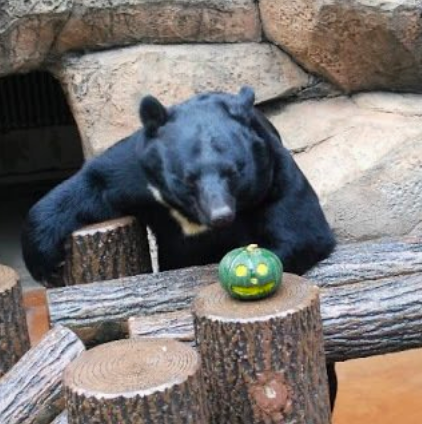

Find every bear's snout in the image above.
[196,176,236,228]
[209,205,235,228]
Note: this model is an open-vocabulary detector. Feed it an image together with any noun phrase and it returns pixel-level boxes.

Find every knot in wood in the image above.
[250,371,293,421]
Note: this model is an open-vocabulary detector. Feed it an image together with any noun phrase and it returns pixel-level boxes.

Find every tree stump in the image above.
[193,274,331,424]
[64,338,208,424]
[0,325,85,424]
[47,216,152,286]
[0,264,30,377]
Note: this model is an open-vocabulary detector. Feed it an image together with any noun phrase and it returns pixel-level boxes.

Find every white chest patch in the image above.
[147,184,209,236]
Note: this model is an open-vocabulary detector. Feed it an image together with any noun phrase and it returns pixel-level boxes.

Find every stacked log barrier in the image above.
[48,264,217,345]
[47,235,422,360]
[64,339,208,423]
[0,264,30,377]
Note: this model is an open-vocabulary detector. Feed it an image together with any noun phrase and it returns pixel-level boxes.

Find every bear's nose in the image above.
[209,206,235,228]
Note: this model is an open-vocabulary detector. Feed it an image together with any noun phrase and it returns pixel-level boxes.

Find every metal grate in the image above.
[0,71,75,132]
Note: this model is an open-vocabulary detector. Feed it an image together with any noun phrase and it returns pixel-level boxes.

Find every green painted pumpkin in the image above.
[218,244,283,300]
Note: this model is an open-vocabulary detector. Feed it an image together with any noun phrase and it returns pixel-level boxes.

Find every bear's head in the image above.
[138,87,276,234]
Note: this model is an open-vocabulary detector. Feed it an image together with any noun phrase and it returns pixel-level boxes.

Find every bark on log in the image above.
[47,235,422,360]
[64,339,208,424]
[308,234,422,361]
[51,411,68,424]
[48,264,217,345]
[193,277,331,424]
[129,276,422,362]
[0,264,30,377]
[128,310,194,344]
[47,216,152,287]
[320,273,422,361]
[0,326,85,424]
[305,234,422,287]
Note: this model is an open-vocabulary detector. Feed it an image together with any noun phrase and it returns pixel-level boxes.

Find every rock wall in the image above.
[0,0,261,76]
[52,43,311,156]
[263,93,422,241]
[260,0,422,93]
[0,0,420,242]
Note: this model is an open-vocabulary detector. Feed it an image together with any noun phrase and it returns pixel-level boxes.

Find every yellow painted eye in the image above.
[256,263,269,276]
[235,264,248,277]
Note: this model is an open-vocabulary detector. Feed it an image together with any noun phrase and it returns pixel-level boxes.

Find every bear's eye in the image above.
[184,171,198,188]
[221,166,236,179]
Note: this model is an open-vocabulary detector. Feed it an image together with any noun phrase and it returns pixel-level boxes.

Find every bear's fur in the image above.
[21,87,336,284]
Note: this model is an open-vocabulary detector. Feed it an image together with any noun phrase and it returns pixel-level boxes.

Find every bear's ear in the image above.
[140,95,168,136]
[238,85,255,109]
[228,86,256,121]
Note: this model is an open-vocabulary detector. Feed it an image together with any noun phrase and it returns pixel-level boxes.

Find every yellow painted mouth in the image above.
[231,282,275,297]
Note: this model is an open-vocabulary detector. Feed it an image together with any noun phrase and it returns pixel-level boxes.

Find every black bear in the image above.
[21,86,335,282]
[21,86,337,407]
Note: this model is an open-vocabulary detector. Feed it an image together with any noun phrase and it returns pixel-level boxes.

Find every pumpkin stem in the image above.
[246,244,259,252]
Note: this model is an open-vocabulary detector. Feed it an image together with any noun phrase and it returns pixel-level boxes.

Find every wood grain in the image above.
[64,339,208,423]
[0,326,85,424]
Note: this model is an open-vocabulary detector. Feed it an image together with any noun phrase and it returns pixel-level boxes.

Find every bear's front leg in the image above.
[21,172,116,284]
[257,193,336,277]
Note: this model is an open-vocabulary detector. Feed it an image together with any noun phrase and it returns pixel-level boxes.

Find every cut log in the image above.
[320,273,422,361]
[305,234,422,287]
[127,272,422,362]
[0,264,30,377]
[128,310,194,344]
[47,216,152,287]
[64,339,208,424]
[48,264,217,345]
[307,234,422,361]
[0,326,85,424]
[47,235,422,360]
[193,277,331,424]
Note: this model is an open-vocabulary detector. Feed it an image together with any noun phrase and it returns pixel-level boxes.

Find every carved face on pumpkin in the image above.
[218,244,283,300]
